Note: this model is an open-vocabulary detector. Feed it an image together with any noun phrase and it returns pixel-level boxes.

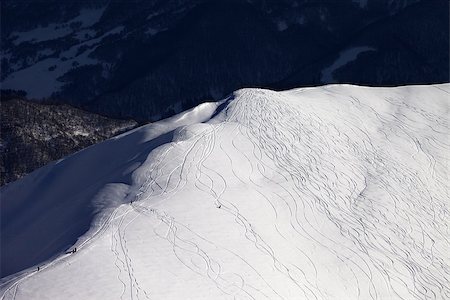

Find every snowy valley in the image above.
[1,84,449,299]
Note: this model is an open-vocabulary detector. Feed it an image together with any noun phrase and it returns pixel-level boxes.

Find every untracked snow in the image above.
[1,84,449,300]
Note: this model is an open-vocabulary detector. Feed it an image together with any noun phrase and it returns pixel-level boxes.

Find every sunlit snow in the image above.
[1,84,449,300]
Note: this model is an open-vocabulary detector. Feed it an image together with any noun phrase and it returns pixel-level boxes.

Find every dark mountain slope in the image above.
[2,0,448,120]
[0,96,137,185]
[277,0,449,88]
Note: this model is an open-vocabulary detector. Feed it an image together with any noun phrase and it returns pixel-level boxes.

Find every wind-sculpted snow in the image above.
[1,84,449,300]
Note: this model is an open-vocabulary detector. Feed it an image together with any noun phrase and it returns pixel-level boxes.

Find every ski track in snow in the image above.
[1,85,449,300]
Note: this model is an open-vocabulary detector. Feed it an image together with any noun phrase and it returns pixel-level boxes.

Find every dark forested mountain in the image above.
[0,95,137,185]
[1,0,450,295]
[2,0,448,121]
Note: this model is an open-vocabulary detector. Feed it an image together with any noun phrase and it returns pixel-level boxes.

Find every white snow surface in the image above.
[1,84,449,300]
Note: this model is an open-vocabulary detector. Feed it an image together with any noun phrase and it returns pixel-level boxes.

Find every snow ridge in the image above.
[1,84,449,300]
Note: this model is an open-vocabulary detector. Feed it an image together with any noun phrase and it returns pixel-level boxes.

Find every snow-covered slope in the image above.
[1,84,449,300]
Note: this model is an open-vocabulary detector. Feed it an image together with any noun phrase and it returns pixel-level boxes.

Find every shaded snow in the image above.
[69,7,105,28]
[145,27,161,36]
[61,26,124,59]
[296,15,305,25]
[36,49,55,58]
[2,26,124,99]
[353,0,368,8]
[74,29,97,41]
[72,130,90,137]
[10,7,105,46]
[0,54,97,99]
[321,46,376,83]
[277,20,288,31]
[10,25,73,46]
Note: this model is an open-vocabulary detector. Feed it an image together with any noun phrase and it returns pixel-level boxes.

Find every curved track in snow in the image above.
[1,84,449,300]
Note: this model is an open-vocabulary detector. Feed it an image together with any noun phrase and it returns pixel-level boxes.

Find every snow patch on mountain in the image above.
[2,26,125,99]
[69,7,106,28]
[10,24,73,46]
[354,0,369,8]
[1,54,98,99]
[10,7,105,46]
[74,29,97,41]
[321,46,376,83]
[277,20,288,31]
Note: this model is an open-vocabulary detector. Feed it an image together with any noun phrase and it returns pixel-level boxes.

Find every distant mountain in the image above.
[1,84,449,299]
[0,95,137,186]
[2,0,448,120]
